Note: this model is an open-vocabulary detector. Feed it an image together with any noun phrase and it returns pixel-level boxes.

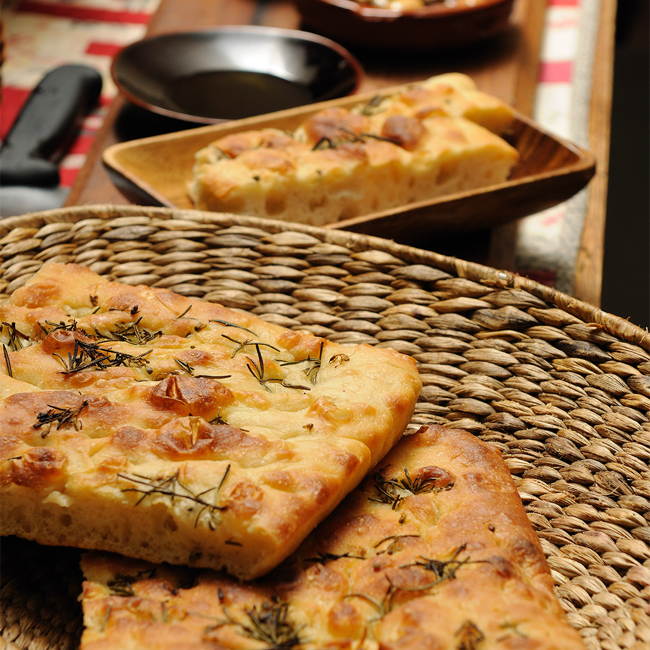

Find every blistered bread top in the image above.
[0,264,421,578]
[80,425,586,650]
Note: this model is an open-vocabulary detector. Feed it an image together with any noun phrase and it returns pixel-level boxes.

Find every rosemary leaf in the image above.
[369,466,453,509]
[33,400,89,437]
[456,620,485,650]
[53,338,152,375]
[118,465,231,528]
[398,543,481,591]
[107,568,156,597]
[173,357,231,380]
[3,344,12,378]
[1,322,30,350]
[210,319,256,335]
[222,334,280,358]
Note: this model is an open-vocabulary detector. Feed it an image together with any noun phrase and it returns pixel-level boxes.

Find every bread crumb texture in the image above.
[0,264,421,579]
[80,425,586,650]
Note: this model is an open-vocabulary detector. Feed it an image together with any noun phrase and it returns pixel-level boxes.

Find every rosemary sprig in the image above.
[312,129,399,151]
[173,358,231,380]
[107,568,157,597]
[209,319,256,335]
[161,601,168,623]
[245,346,267,390]
[401,467,450,495]
[100,605,112,633]
[3,344,12,378]
[374,534,420,556]
[209,411,228,425]
[175,307,207,333]
[221,334,280,358]
[246,345,310,392]
[233,600,303,650]
[53,339,152,374]
[369,466,453,510]
[345,576,398,620]
[263,378,311,391]
[456,620,485,650]
[118,465,230,529]
[101,317,161,345]
[211,146,229,161]
[33,400,89,437]
[39,319,80,335]
[345,548,474,622]
[277,341,323,385]
[1,322,30,350]
[398,544,478,591]
[360,94,385,116]
[305,550,365,564]
[497,620,528,641]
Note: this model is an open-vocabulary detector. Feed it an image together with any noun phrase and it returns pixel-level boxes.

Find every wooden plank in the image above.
[574,0,617,307]
[487,0,547,272]
[65,97,125,208]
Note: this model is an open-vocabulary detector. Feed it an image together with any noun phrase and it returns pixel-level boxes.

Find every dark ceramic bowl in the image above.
[294,0,516,50]
[111,26,364,124]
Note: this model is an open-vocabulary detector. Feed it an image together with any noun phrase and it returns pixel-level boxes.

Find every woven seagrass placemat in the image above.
[0,206,648,650]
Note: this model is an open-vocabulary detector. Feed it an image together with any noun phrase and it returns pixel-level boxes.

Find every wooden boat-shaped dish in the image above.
[103,84,596,241]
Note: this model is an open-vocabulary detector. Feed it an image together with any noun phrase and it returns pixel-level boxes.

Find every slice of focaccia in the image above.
[80,425,586,650]
[189,73,519,226]
[370,72,517,136]
[0,263,421,580]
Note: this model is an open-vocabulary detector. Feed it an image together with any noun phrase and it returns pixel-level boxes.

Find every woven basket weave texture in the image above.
[0,206,648,650]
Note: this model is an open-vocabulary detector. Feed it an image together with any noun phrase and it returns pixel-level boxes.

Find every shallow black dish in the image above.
[111,26,364,124]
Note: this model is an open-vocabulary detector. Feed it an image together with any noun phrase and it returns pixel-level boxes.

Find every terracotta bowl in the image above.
[294,0,516,50]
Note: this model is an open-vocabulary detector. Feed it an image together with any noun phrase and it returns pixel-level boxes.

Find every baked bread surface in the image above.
[80,425,586,649]
[0,263,421,579]
[189,73,519,226]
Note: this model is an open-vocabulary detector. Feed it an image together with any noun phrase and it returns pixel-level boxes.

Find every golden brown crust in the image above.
[79,425,586,650]
[189,73,519,226]
[0,264,421,579]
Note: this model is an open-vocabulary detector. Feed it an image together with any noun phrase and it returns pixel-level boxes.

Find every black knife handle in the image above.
[0,64,103,187]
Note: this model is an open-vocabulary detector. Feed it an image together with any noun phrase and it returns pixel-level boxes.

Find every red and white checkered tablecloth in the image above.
[0,0,600,296]
[1,0,160,186]
[515,0,600,294]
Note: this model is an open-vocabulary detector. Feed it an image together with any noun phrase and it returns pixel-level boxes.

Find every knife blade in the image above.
[0,64,103,217]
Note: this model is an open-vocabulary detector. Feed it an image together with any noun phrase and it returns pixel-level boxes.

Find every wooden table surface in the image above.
[65,0,616,307]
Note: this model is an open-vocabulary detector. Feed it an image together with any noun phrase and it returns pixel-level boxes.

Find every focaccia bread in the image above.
[0,263,421,580]
[367,72,517,135]
[80,425,586,650]
[189,73,519,226]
